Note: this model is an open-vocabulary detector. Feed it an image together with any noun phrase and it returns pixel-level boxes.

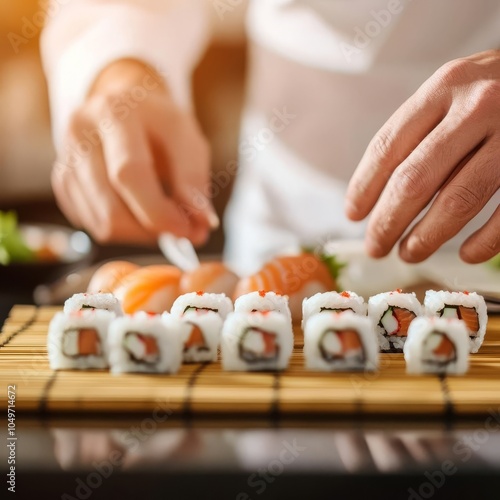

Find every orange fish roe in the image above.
[196,290,204,296]
[341,291,350,298]
[259,290,267,297]
[463,291,470,295]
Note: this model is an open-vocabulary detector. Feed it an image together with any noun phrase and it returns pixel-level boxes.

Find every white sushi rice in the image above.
[234,291,292,326]
[221,311,293,371]
[302,291,367,329]
[48,310,114,370]
[177,311,223,363]
[404,316,469,375]
[64,292,123,316]
[108,312,184,374]
[368,291,422,352]
[423,290,487,353]
[303,312,378,372]
[170,292,233,320]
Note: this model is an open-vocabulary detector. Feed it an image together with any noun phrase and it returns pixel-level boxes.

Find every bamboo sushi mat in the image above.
[1,305,500,418]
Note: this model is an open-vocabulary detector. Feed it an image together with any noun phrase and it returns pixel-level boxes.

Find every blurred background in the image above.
[0,0,248,255]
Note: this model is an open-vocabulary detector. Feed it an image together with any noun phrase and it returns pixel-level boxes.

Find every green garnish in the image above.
[486,254,500,271]
[0,211,34,265]
[302,245,346,290]
[319,253,346,282]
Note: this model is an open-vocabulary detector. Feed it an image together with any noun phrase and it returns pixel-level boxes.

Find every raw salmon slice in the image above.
[184,324,207,350]
[78,328,101,356]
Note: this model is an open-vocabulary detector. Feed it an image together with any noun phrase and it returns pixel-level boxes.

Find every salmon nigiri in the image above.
[114,265,182,314]
[180,262,239,296]
[233,253,340,323]
[88,260,139,294]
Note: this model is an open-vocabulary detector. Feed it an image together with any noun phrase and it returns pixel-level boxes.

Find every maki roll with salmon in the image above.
[175,311,223,363]
[424,290,487,353]
[64,292,123,316]
[221,311,293,371]
[303,312,378,372]
[170,291,233,320]
[108,312,184,374]
[404,316,469,375]
[234,290,292,326]
[48,309,114,370]
[302,291,366,329]
[368,290,422,352]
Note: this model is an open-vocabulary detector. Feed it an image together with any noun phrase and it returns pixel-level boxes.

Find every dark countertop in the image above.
[2,417,500,499]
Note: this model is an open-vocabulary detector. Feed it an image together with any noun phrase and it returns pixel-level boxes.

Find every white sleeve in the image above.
[40,0,211,152]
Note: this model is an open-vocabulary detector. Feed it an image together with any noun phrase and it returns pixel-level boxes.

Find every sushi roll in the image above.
[177,311,223,363]
[302,291,366,328]
[424,290,487,353]
[234,290,292,326]
[47,310,114,370]
[64,292,123,316]
[170,291,233,320]
[368,290,422,352]
[404,316,469,375]
[303,312,378,371]
[221,311,293,371]
[108,312,184,374]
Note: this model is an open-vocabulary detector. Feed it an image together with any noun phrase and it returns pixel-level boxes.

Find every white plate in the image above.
[324,239,421,297]
[415,252,500,298]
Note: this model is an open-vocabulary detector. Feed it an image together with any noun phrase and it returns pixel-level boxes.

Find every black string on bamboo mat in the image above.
[0,307,38,348]
[438,374,455,426]
[181,362,210,420]
[38,371,58,415]
[269,372,281,426]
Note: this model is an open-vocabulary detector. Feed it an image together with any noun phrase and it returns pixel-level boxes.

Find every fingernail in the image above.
[206,207,220,230]
[365,236,385,258]
[400,235,422,263]
[344,198,357,218]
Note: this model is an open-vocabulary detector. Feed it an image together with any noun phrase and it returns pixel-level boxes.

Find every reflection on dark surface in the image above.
[3,419,500,499]
[4,424,497,474]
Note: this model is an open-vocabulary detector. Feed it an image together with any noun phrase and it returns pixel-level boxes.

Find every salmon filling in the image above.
[124,332,160,364]
[184,324,209,352]
[239,327,279,363]
[63,328,101,358]
[422,331,457,367]
[379,307,416,337]
[439,305,479,336]
[319,329,365,364]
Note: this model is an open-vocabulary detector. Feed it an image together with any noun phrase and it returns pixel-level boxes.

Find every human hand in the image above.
[52,59,217,245]
[345,50,500,264]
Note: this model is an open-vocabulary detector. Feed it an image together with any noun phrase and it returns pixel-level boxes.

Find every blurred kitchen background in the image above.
[0,0,248,256]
